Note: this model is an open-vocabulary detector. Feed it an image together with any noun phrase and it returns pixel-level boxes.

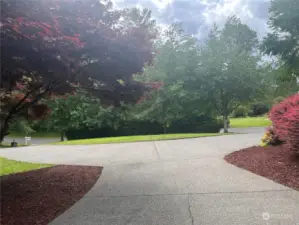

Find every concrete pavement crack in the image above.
[153,141,160,160]
[187,194,195,225]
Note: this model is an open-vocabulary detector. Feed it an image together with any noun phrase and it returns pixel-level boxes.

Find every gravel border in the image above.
[225,145,299,190]
[1,165,102,225]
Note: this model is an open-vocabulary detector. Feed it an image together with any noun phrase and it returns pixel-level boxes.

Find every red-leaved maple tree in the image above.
[0,0,157,141]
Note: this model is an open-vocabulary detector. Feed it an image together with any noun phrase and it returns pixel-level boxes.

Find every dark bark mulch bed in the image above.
[225,145,299,190]
[0,165,102,225]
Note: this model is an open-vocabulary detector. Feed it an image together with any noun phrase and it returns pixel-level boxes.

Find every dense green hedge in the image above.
[66,115,222,140]
[250,103,270,116]
[231,103,271,118]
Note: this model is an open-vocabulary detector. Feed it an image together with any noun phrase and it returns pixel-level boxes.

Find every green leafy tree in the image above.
[197,17,263,132]
[42,93,116,141]
[133,82,188,133]
[10,119,35,136]
[260,61,299,102]
[262,0,299,78]
[133,24,204,132]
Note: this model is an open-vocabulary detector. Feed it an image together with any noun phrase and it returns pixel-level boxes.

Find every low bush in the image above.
[247,110,255,117]
[66,121,164,140]
[268,93,299,153]
[66,115,223,140]
[231,106,248,118]
[250,103,270,116]
[168,115,223,133]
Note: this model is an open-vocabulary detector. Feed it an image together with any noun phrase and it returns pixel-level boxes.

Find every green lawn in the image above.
[230,117,272,128]
[0,157,52,176]
[53,133,225,145]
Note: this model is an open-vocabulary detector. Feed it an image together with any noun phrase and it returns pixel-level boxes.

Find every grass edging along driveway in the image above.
[230,117,272,128]
[52,133,228,145]
[0,157,52,176]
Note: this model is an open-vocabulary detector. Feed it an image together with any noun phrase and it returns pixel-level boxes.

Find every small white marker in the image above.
[262,212,270,221]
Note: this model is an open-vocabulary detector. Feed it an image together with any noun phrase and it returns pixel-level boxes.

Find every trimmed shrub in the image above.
[268,94,299,153]
[66,121,164,140]
[247,110,255,117]
[66,115,223,140]
[168,115,223,133]
[231,106,248,118]
[250,103,270,116]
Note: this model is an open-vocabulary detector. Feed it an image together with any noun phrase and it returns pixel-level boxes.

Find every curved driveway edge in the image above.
[48,132,298,225]
[1,131,298,225]
[0,133,261,166]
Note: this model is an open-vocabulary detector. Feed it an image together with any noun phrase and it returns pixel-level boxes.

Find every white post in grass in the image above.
[25,136,31,146]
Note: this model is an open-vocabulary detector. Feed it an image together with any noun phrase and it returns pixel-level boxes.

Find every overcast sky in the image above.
[112,0,271,39]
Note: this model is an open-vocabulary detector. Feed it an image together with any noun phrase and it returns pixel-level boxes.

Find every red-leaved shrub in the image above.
[269,93,299,153]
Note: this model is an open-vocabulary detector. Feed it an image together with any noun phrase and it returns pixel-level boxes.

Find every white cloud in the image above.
[203,0,270,36]
[151,0,173,9]
[112,0,271,38]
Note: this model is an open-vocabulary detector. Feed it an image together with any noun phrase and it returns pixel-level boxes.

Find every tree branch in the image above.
[210,94,222,115]
[11,87,39,115]
[231,103,241,112]
[16,81,54,113]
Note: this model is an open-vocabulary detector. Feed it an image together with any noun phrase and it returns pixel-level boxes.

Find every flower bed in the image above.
[1,165,102,225]
[225,145,299,190]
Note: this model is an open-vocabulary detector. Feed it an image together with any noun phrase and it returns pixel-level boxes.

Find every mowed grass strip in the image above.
[230,117,271,128]
[0,157,52,176]
[52,133,226,145]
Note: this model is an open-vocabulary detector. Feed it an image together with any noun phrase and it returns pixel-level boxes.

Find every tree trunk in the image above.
[0,119,10,143]
[60,131,65,142]
[223,115,229,133]
[163,125,167,134]
[0,84,52,143]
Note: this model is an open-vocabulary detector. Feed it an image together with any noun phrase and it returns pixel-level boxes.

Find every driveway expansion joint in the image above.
[83,189,293,199]
[153,141,161,160]
[187,194,195,225]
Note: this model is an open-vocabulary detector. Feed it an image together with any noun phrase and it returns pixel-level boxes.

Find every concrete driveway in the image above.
[0,131,298,225]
